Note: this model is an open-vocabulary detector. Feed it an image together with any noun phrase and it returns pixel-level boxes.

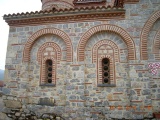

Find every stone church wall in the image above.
[2,0,160,119]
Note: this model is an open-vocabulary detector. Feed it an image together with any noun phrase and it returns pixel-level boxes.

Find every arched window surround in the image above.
[92,40,119,87]
[37,42,62,86]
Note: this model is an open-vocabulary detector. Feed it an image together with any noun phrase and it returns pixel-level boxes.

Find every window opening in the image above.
[46,60,53,83]
[102,58,110,84]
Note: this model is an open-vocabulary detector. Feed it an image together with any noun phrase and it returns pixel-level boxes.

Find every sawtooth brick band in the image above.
[77,24,136,61]
[23,28,73,62]
[140,10,160,60]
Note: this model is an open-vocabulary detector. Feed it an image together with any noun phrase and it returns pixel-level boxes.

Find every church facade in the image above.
[2,0,160,119]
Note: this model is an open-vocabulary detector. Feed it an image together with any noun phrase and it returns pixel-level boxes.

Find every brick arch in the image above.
[23,28,73,62]
[77,24,136,61]
[140,10,160,60]
[92,40,119,63]
[37,42,61,64]
[153,29,160,60]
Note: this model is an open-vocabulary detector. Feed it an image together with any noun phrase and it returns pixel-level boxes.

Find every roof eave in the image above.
[4,8,125,26]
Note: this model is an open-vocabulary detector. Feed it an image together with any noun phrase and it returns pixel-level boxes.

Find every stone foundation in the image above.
[0,94,65,120]
[0,93,158,120]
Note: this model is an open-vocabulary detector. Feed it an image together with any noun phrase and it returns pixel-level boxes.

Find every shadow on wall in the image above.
[0,81,4,91]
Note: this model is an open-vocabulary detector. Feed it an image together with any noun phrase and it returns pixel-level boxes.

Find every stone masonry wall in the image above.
[0,94,64,120]
[2,0,160,119]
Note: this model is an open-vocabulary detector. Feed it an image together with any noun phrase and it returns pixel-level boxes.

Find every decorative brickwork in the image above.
[23,28,73,62]
[78,24,135,61]
[124,0,139,4]
[3,0,160,119]
[153,29,160,60]
[92,40,119,86]
[92,40,119,63]
[41,57,56,85]
[73,0,106,6]
[37,42,61,85]
[98,56,115,86]
[37,42,61,64]
[140,10,160,60]
[42,0,74,10]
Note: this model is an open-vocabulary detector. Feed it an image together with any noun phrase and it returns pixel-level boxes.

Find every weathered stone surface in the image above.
[38,98,55,106]
[15,112,21,116]
[2,88,10,95]
[3,0,160,119]
[0,97,4,112]
[142,89,151,95]
[72,66,79,71]
[0,112,11,120]
[4,100,22,109]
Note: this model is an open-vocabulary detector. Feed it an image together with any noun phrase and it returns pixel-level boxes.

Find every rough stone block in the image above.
[15,112,21,116]
[38,98,55,106]
[56,117,61,120]
[0,112,11,120]
[4,100,22,109]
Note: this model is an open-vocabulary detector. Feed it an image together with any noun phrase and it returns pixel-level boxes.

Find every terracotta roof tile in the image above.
[3,5,123,19]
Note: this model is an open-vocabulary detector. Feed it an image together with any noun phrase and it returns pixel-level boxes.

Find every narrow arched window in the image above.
[46,59,53,84]
[102,58,110,84]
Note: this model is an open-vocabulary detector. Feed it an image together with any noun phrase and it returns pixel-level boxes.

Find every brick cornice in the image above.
[4,7,125,26]
[140,10,160,60]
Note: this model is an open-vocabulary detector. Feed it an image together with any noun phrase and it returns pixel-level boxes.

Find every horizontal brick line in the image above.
[70,64,81,66]
[108,100,121,101]
[131,100,142,102]
[70,100,85,102]
[84,83,92,84]
[129,64,144,65]
[113,92,123,94]
[151,99,160,100]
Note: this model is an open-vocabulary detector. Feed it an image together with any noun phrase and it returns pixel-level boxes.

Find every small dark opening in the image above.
[104,72,109,77]
[48,60,52,66]
[48,73,52,77]
[103,59,109,64]
[48,79,52,83]
[102,58,110,84]
[48,67,52,71]
[104,66,108,70]
[46,60,53,84]
[104,78,109,83]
